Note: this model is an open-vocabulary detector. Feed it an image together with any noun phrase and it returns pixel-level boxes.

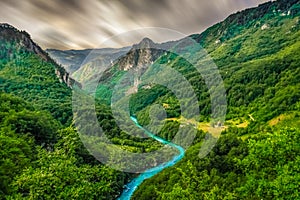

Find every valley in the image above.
[0,0,300,199]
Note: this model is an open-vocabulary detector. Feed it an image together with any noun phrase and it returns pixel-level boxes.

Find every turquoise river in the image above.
[118,116,185,200]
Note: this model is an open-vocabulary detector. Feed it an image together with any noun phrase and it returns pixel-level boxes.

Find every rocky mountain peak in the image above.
[133,37,156,49]
[0,23,49,61]
[118,37,165,71]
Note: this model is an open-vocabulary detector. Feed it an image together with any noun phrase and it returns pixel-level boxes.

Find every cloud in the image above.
[0,0,269,49]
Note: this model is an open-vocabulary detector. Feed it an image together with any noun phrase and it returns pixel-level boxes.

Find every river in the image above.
[118,116,185,200]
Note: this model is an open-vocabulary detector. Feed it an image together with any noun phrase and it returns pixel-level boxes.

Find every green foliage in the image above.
[85,2,300,198]
[0,92,61,146]
[2,110,60,145]
[9,148,127,200]
[1,0,300,199]
[0,131,34,196]
[133,128,300,199]
[236,128,300,199]
[0,49,72,125]
[0,93,132,199]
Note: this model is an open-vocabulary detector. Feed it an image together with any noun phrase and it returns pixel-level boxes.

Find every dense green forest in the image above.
[94,0,300,199]
[0,25,136,198]
[0,0,300,199]
[129,0,300,199]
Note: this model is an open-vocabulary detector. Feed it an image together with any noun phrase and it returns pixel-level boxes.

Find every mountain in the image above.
[75,37,182,102]
[55,0,299,198]
[117,37,177,72]
[0,24,48,60]
[0,23,80,124]
[47,36,178,91]
[46,48,92,74]
[93,0,300,122]
[0,24,131,198]
[47,47,131,84]
[1,0,300,199]
[0,23,78,88]
[129,0,300,199]
[72,47,131,84]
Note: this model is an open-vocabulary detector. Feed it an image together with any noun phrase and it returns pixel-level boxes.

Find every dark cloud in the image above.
[0,0,269,49]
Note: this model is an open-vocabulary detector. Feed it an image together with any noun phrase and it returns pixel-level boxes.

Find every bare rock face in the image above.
[0,23,48,61]
[0,23,80,88]
[118,37,165,72]
[261,24,270,30]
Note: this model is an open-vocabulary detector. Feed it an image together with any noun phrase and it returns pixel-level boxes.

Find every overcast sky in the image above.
[0,0,269,50]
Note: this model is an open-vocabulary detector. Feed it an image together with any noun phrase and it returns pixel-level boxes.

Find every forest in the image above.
[0,0,300,199]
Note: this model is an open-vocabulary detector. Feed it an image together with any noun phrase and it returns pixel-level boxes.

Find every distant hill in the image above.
[47,47,131,84]
[46,48,92,74]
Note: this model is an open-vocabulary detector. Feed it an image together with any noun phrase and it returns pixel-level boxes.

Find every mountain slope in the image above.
[46,48,92,74]
[0,24,133,198]
[72,47,131,84]
[0,0,299,199]
[47,47,131,86]
[91,0,300,124]
[0,23,79,124]
[129,0,300,199]
[54,0,299,198]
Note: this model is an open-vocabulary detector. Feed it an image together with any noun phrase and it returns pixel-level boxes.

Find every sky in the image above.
[0,0,269,50]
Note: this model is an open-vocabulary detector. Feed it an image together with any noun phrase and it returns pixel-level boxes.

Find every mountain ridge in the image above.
[0,0,299,199]
[0,23,80,88]
[191,0,300,48]
[90,0,300,121]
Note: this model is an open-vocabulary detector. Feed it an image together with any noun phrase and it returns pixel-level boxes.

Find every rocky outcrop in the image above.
[0,23,80,88]
[0,23,48,61]
[118,37,166,72]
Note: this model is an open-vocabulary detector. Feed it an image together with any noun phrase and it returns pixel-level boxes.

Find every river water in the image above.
[118,116,185,200]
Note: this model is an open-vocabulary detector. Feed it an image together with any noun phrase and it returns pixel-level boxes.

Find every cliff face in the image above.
[118,38,166,72]
[0,23,80,88]
[0,23,48,60]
